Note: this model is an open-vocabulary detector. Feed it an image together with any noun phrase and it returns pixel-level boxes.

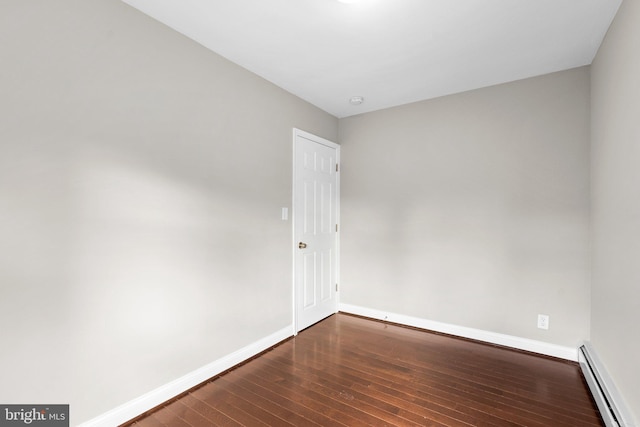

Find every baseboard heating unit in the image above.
[579,342,635,427]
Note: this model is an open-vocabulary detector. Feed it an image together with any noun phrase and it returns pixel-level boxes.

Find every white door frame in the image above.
[291,128,340,335]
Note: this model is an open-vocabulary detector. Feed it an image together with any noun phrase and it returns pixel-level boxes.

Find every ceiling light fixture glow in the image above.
[337,0,359,4]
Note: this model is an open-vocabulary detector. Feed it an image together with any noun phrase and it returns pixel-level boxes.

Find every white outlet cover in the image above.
[537,314,549,330]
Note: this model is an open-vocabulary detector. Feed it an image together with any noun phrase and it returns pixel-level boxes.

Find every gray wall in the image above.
[591,0,640,421]
[339,67,591,348]
[0,0,337,424]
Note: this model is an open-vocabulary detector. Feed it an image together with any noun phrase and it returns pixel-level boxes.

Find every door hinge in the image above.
[336,224,339,232]
[336,163,339,172]
[336,283,338,292]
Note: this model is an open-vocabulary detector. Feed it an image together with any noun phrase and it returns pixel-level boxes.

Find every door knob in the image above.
[298,242,307,249]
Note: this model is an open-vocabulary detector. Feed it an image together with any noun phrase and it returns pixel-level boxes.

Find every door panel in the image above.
[294,130,339,332]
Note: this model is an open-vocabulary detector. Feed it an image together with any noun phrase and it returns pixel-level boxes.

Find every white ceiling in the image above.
[122,0,621,118]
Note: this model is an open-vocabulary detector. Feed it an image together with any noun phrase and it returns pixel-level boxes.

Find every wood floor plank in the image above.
[288,332,548,426]
[260,348,471,426]
[190,385,278,426]
[234,369,368,426]
[286,343,530,426]
[299,316,600,426]
[244,357,400,426]
[122,313,603,427]
[300,340,590,426]
[150,405,191,427]
[257,355,440,427]
[223,370,345,427]
[266,345,515,427]
[163,400,216,427]
[179,394,242,427]
[214,375,324,426]
[130,414,168,427]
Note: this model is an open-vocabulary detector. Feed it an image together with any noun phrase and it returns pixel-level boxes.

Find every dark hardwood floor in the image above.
[124,313,603,426]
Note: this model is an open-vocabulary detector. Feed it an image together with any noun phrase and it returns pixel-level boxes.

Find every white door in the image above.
[293,129,339,333]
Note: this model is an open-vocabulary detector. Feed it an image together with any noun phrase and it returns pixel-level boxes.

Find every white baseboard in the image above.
[579,342,636,427]
[339,303,578,361]
[79,326,293,427]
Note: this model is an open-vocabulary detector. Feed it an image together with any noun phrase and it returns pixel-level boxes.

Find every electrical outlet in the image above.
[537,314,549,330]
